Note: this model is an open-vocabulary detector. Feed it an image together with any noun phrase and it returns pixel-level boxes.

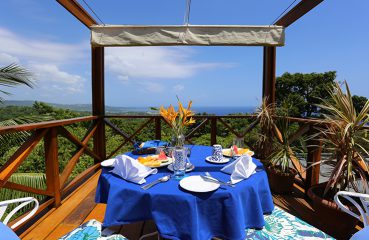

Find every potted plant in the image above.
[266,108,302,194]
[307,81,369,237]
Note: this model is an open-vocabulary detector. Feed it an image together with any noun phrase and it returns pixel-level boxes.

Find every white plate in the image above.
[179,175,220,193]
[222,148,255,157]
[101,158,115,167]
[167,163,195,172]
[205,156,230,164]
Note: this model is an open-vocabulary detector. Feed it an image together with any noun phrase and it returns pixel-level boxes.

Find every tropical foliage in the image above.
[316,81,369,196]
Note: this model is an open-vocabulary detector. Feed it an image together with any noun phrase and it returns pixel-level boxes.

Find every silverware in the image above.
[202,174,235,187]
[141,175,171,190]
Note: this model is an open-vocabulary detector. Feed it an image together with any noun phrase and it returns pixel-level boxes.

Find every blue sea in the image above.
[114,106,256,115]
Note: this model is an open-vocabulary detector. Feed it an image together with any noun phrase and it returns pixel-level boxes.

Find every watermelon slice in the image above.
[158,150,167,160]
[232,145,239,155]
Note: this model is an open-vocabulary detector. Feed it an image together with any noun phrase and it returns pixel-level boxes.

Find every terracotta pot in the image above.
[307,183,358,239]
[267,166,297,194]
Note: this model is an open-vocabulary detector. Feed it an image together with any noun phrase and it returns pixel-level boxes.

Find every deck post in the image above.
[262,46,276,105]
[305,127,322,191]
[155,116,162,140]
[210,117,217,145]
[45,127,61,207]
[92,46,106,163]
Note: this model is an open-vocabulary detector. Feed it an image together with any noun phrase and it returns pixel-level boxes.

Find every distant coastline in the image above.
[0,100,256,115]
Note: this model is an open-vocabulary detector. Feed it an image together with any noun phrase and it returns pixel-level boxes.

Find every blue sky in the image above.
[0,0,368,107]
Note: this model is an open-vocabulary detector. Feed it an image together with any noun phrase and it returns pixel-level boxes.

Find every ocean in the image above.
[110,106,256,115]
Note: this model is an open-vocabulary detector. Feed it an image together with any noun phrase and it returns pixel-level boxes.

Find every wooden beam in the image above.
[57,0,97,28]
[262,46,276,105]
[92,47,106,162]
[275,0,324,28]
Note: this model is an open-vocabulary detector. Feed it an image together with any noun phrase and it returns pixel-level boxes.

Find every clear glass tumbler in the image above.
[171,147,187,179]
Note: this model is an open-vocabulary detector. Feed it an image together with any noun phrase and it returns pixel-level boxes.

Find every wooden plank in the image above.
[45,127,61,207]
[262,46,276,106]
[46,190,97,239]
[185,118,208,140]
[22,171,100,240]
[56,0,97,28]
[305,133,322,190]
[288,123,310,143]
[83,203,106,223]
[240,118,260,137]
[0,116,98,135]
[275,0,324,27]
[0,129,47,184]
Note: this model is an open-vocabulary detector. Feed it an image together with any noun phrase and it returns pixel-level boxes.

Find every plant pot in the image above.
[307,183,358,239]
[267,166,297,194]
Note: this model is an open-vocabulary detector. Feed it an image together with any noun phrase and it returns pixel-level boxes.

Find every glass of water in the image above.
[171,147,187,179]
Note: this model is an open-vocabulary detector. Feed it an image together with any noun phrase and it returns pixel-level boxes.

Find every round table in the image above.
[96,145,274,240]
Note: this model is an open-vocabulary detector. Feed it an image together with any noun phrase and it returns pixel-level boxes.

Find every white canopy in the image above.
[91,25,285,47]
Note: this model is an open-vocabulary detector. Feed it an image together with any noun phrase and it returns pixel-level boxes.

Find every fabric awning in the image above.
[91,25,285,47]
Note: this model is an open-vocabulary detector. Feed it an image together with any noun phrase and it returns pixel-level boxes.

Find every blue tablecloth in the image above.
[96,145,274,240]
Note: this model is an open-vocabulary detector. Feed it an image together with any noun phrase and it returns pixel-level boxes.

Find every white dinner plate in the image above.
[205,156,230,164]
[101,158,116,167]
[179,175,220,193]
[222,148,255,158]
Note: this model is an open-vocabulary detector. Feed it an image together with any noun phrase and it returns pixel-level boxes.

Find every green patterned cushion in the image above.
[59,219,128,240]
[246,206,334,240]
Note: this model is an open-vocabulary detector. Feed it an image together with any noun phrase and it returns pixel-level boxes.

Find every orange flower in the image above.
[159,99,196,132]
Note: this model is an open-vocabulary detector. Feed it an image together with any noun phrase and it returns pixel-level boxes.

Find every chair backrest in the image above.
[334,191,369,227]
[0,197,39,229]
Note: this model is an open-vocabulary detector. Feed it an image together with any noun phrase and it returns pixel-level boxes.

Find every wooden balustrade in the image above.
[0,114,331,231]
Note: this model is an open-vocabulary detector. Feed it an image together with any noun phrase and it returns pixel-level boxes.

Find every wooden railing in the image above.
[0,114,328,232]
[0,116,102,232]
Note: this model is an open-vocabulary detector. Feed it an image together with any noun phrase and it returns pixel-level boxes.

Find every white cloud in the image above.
[173,84,185,92]
[30,63,85,93]
[0,27,88,95]
[105,47,224,81]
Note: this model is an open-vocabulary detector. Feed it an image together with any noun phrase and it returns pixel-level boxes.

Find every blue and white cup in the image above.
[212,144,223,162]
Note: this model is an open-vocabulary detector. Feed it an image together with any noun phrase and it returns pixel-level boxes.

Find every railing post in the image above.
[45,127,61,207]
[210,117,217,145]
[305,127,322,192]
[155,116,161,140]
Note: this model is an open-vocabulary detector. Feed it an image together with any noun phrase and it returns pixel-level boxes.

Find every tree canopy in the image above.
[276,71,336,118]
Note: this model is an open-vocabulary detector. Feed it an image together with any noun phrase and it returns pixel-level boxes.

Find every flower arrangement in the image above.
[160,99,195,146]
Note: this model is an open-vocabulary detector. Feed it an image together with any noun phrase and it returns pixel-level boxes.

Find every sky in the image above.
[0,0,368,107]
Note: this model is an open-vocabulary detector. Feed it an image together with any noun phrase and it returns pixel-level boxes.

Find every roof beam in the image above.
[57,0,97,28]
[275,0,324,27]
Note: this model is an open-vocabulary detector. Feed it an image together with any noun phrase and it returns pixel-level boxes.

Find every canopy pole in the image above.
[262,46,276,105]
[92,46,106,162]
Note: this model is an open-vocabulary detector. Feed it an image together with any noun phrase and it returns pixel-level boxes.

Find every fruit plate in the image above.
[137,155,173,168]
[222,148,254,158]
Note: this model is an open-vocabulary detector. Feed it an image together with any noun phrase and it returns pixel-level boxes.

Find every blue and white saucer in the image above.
[205,156,230,164]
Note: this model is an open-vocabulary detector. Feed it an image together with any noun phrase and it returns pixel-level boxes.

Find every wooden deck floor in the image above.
[21,171,339,240]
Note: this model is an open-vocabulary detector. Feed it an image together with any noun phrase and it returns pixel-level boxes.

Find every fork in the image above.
[204,172,235,187]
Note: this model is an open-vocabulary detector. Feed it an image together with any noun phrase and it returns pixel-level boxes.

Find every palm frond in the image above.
[0,63,33,101]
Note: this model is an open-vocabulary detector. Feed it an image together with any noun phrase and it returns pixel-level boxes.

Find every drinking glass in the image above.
[233,137,245,148]
[171,147,187,179]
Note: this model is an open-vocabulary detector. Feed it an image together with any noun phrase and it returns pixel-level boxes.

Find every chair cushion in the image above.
[350,226,369,240]
[0,222,20,240]
[59,219,127,240]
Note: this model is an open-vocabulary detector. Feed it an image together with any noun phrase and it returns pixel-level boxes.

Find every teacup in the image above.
[212,144,223,162]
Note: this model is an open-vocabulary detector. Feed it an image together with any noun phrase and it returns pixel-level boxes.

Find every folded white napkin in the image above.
[221,154,257,184]
[110,155,157,184]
